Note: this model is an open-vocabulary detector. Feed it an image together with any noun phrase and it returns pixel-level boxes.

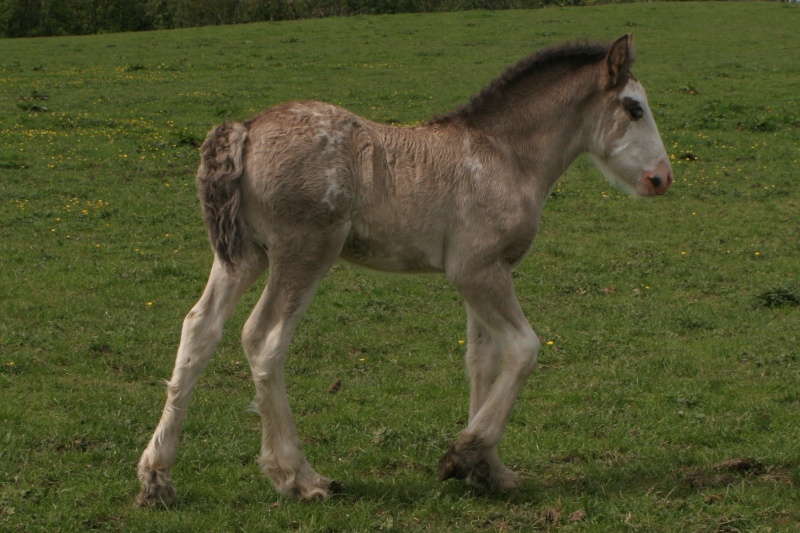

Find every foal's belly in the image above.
[339,224,445,274]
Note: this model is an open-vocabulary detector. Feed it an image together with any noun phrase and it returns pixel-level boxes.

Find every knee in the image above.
[509,329,539,376]
[465,323,503,364]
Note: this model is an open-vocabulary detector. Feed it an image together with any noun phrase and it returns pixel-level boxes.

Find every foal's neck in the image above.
[470,70,598,186]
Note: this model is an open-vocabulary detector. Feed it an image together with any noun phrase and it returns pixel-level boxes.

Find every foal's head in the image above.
[588,34,673,197]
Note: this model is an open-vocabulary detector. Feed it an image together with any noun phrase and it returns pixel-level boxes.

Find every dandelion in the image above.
[546,341,554,346]
[458,340,465,345]
[147,301,154,307]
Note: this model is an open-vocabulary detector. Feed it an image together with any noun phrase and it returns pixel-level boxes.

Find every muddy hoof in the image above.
[328,480,345,494]
[135,481,176,508]
[438,446,474,481]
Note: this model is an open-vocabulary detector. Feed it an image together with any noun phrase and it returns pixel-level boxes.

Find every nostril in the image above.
[649,176,663,189]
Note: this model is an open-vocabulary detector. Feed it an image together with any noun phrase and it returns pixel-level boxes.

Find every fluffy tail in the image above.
[196,122,249,270]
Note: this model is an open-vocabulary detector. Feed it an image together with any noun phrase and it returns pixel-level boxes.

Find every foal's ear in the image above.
[606,33,634,88]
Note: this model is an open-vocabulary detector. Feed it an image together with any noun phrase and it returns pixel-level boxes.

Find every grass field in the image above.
[2,2,799,531]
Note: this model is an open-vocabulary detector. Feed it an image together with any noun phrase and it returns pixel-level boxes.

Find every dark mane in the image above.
[431,41,610,126]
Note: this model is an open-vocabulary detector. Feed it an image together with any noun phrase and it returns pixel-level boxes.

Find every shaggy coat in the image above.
[137,34,672,505]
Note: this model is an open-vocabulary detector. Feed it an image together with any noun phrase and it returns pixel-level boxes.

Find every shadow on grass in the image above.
[320,455,795,507]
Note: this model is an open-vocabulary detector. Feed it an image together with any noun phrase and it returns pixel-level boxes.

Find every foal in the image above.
[137,34,672,504]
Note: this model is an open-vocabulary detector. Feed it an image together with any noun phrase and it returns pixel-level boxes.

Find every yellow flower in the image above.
[458,340,465,345]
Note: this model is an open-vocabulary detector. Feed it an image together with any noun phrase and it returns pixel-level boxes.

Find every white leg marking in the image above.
[136,257,264,506]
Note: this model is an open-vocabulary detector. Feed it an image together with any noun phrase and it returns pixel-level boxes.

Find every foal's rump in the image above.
[197,102,365,266]
[241,102,361,225]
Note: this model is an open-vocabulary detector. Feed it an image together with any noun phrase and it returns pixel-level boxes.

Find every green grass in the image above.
[2,2,799,531]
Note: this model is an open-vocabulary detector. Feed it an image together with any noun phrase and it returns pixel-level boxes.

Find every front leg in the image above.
[440,309,519,492]
[440,262,539,491]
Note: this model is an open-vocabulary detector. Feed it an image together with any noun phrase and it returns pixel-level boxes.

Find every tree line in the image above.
[0,0,586,38]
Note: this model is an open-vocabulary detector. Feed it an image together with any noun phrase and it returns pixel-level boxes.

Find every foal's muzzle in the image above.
[637,161,674,196]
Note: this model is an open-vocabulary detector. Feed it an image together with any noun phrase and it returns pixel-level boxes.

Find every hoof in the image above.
[328,480,345,494]
[438,437,484,481]
[296,483,329,501]
[286,476,334,501]
[135,462,177,507]
[467,461,520,493]
[135,475,177,507]
[263,459,334,501]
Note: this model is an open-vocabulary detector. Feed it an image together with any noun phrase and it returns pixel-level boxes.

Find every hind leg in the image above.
[136,255,266,506]
[243,225,348,500]
[462,310,520,493]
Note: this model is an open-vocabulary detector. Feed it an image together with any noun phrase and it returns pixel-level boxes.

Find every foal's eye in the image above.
[627,105,644,120]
